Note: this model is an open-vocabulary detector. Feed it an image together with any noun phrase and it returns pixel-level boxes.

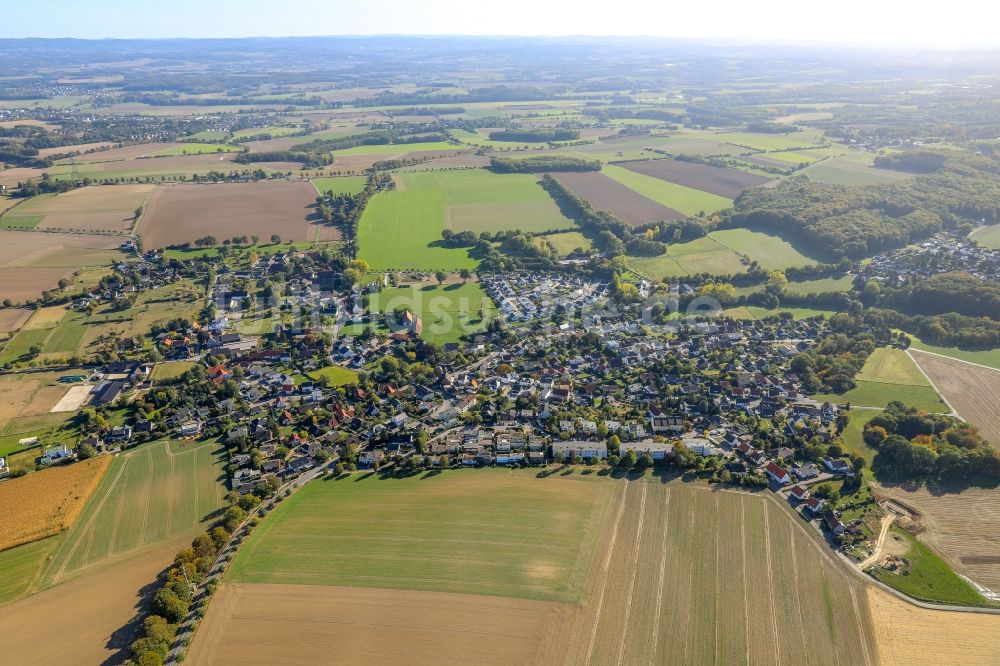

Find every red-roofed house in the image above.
[765,461,790,485]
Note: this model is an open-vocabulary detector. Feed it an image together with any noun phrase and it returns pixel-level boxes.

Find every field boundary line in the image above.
[741,496,751,666]
[909,347,1000,373]
[763,503,781,666]
[137,443,154,548]
[787,520,809,665]
[906,349,962,418]
[45,452,131,585]
[850,585,874,666]
[649,488,670,661]
[613,481,647,666]
[583,482,628,666]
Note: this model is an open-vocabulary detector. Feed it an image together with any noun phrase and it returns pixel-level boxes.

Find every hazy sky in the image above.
[3,0,997,49]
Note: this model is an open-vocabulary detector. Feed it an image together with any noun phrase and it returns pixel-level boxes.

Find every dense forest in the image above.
[865,402,1000,485]
[487,128,579,142]
[878,272,1000,320]
[724,155,1000,259]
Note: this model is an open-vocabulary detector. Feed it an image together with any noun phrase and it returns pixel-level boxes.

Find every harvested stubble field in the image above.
[0,308,31,335]
[138,181,329,249]
[187,583,576,666]
[0,230,121,302]
[205,472,881,665]
[868,587,1000,665]
[0,539,188,665]
[2,184,152,233]
[552,171,684,225]
[910,350,1000,445]
[619,158,772,198]
[0,455,112,551]
[880,485,1000,594]
[37,438,226,588]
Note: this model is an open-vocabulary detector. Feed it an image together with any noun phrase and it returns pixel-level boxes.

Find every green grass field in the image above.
[307,365,359,386]
[815,347,946,412]
[0,328,52,364]
[153,142,240,156]
[872,527,989,606]
[36,438,226,588]
[815,381,945,412]
[684,128,828,152]
[357,188,478,271]
[708,228,820,270]
[368,281,496,344]
[735,306,836,320]
[969,223,1000,249]
[151,361,197,382]
[535,231,592,256]
[0,536,62,605]
[311,176,367,196]
[856,348,928,385]
[803,159,912,186]
[603,164,733,217]
[841,407,884,463]
[227,470,611,602]
[42,324,86,354]
[401,170,573,234]
[628,235,746,279]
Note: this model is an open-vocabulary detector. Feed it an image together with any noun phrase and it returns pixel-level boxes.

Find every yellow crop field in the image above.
[0,456,112,551]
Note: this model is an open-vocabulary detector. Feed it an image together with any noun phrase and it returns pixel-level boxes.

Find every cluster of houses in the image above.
[72,259,181,310]
[857,229,1000,286]
[480,272,608,322]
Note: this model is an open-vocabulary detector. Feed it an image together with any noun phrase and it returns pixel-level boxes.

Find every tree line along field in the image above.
[813,348,948,413]
[197,471,881,665]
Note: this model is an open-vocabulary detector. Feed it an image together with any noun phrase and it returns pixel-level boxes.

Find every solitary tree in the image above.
[435,271,447,285]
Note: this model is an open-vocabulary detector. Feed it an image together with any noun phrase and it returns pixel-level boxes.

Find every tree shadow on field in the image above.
[102,565,172,666]
[421,469,443,479]
[443,283,462,291]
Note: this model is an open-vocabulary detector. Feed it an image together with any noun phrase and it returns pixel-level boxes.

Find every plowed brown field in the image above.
[620,158,772,198]
[138,181,328,248]
[553,171,684,225]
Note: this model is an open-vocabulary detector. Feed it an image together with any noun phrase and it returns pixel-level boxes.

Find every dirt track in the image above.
[186,583,577,665]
